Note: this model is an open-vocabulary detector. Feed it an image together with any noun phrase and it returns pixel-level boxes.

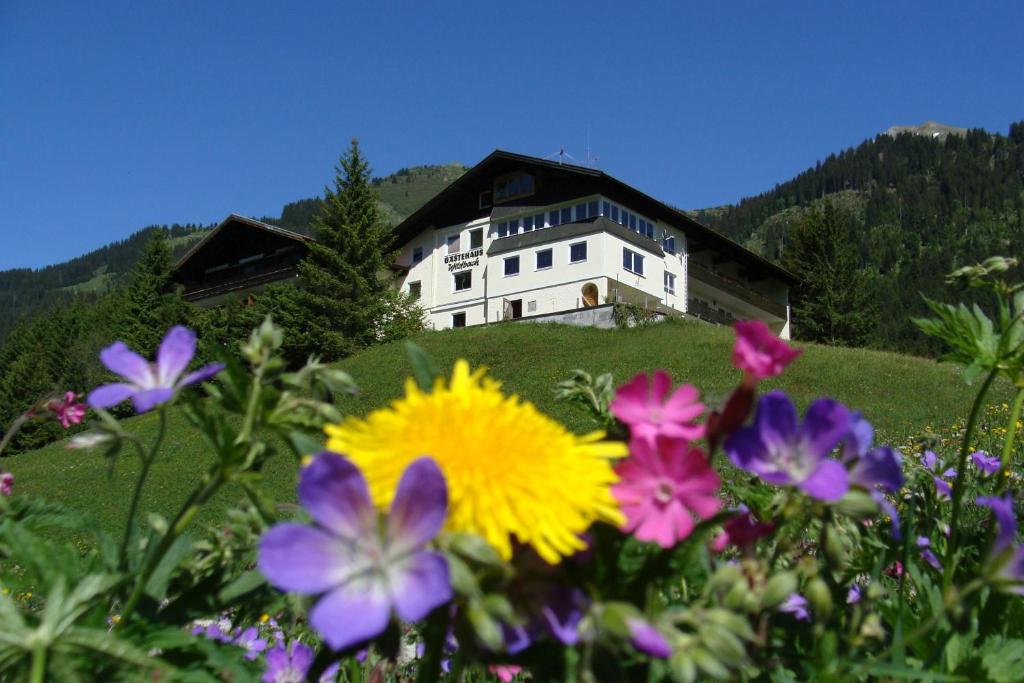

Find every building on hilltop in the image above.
[392,150,795,337]
[171,214,312,305]
[173,151,795,337]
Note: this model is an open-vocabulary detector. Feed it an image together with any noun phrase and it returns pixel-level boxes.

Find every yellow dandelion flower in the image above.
[325,359,627,564]
[259,613,270,624]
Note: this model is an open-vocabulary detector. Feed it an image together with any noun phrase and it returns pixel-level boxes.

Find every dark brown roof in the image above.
[173,213,313,271]
[393,150,798,285]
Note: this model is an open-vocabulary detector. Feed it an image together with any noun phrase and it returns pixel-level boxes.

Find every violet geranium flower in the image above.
[612,436,721,549]
[610,370,705,448]
[626,618,672,658]
[235,626,268,661]
[262,642,313,683]
[88,326,223,413]
[977,494,1017,553]
[258,453,452,651]
[732,319,802,383]
[724,391,851,502]
[779,594,810,621]
[841,413,904,538]
[972,451,1001,476]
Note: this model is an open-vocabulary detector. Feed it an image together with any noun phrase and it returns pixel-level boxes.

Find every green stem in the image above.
[29,645,46,683]
[997,388,1024,493]
[947,368,999,579]
[119,409,168,565]
[0,413,31,458]
[117,469,227,625]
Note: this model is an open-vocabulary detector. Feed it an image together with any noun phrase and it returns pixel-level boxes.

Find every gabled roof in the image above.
[392,150,798,284]
[173,213,314,271]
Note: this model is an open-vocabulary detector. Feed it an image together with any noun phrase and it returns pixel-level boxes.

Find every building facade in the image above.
[392,151,796,337]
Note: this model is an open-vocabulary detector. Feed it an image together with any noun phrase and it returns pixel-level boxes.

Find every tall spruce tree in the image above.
[296,139,397,359]
[117,228,188,354]
[782,201,877,346]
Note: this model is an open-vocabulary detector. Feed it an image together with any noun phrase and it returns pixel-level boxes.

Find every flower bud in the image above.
[835,490,878,518]
[824,527,848,569]
[761,571,797,610]
[806,578,833,619]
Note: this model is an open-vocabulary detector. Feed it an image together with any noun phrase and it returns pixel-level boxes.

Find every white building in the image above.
[392,151,795,338]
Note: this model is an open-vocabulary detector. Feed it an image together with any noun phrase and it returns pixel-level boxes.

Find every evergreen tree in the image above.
[295,139,399,360]
[782,201,877,346]
[117,229,188,353]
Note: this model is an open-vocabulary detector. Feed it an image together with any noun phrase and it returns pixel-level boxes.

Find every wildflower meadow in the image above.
[0,257,1023,682]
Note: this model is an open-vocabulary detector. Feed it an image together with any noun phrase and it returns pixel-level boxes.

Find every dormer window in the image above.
[493,172,534,203]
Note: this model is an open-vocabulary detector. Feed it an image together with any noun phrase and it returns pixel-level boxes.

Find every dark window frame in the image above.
[569,241,587,263]
[536,248,553,270]
[454,270,472,291]
[504,255,520,276]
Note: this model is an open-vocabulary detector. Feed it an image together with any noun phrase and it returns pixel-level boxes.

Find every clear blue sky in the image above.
[1,1,1021,270]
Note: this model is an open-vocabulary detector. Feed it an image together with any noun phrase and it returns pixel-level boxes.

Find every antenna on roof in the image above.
[542,141,599,169]
[543,146,576,165]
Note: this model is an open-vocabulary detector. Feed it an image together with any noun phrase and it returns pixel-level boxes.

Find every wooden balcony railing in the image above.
[181,266,298,302]
[687,261,786,318]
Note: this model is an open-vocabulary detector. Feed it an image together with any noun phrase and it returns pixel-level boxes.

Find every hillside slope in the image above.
[5,319,1001,538]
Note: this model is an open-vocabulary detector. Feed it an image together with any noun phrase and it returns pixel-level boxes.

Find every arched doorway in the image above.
[581,282,599,307]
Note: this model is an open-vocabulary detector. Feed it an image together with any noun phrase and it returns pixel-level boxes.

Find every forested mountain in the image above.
[0,163,467,343]
[694,121,1024,354]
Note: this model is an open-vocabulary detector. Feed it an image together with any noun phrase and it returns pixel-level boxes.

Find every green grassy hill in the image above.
[4,319,1002,542]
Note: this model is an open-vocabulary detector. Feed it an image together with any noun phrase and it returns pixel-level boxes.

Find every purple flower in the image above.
[921,451,955,478]
[88,326,223,413]
[779,594,810,621]
[934,477,952,500]
[262,642,313,683]
[917,537,941,570]
[235,626,268,660]
[846,584,862,604]
[0,472,13,497]
[972,451,1001,476]
[626,618,672,659]
[725,391,851,502]
[258,453,452,652]
[977,494,1017,553]
[502,587,587,653]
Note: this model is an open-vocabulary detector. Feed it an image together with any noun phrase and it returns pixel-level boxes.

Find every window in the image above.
[534,213,544,229]
[507,218,519,235]
[602,201,610,217]
[469,228,483,250]
[447,234,460,254]
[536,249,553,270]
[560,207,572,224]
[493,173,534,203]
[497,222,508,238]
[504,256,520,276]
[527,300,537,313]
[639,219,654,238]
[610,205,619,222]
[479,191,492,209]
[569,241,587,263]
[575,203,587,220]
[454,271,471,291]
[620,209,630,227]
[588,200,598,218]
[408,281,421,300]
[549,210,559,227]
[664,272,676,295]
[523,216,533,231]
[412,246,423,263]
[509,299,523,319]
[623,247,644,276]
[452,312,466,328]
[629,214,637,231]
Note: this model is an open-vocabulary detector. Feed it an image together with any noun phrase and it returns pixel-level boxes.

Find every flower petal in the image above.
[539,588,585,645]
[627,618,672,658]
[100,341,154,387]
[754,391,799,451]
[387,457,448,555]
[178,363,225,389]
[87,383,136,409]
[799,459,849,501]
[851,446,903,493]
[649,370,672,402]
[131,387,174,413]
[310,575,391,651]
[387,550,452,622]
[258,523,352,593]
[156,326,196,386]
[299,453,376,540]
[801,398,851,459]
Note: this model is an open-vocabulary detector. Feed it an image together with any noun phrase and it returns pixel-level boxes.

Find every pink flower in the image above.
[610,371,705,448]
[612,437,721,548]
[488,664,523,682]
[711,506,775,552]
[49,392,87,429]
[0,472,13,497]
[732,320,801,383]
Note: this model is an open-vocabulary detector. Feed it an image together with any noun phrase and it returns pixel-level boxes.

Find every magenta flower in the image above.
[732,319,801,382]
[724,391,851,502]
[48,392,86,429]
[0,472,13,497]
[258,453,452,651]
[612,437,721,548]
[262,642,313,683]
[626,617,672,658]
[711,505,774,552]
[610,371,705,448]
[88,326,223,413]
[972,451,1001,476]
[488,665,523,682]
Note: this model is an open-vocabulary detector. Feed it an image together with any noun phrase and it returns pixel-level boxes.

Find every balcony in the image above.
[687,261,786,319]
[181,265,299,302]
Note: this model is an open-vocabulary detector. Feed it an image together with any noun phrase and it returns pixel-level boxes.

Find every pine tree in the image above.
[296,139,398,360]
[117,229,188,353]
[782,201,877,346]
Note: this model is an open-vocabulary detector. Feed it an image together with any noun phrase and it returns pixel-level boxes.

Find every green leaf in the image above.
[217,570,266,604]
[405,342,440,391]
[981,636,1024,682]
[61,626,173,672]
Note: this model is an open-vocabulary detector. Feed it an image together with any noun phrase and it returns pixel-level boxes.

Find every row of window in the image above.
[503,242,587,276]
